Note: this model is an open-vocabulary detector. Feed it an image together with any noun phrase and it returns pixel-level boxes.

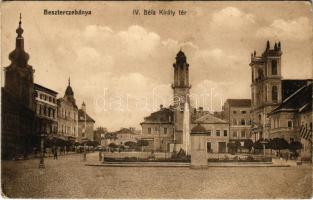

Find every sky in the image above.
[1,1,312,131]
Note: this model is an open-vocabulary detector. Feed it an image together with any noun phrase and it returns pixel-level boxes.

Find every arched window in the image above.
[272,60,277,75]
[272,86,278,102]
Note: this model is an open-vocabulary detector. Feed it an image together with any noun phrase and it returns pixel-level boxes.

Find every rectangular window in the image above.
[288,120,293,128]
[241,110,246,114]
[233,119,237,125]
[233,131,237,138]
[208,130,211,136]
[241,130,245,138]
[233,111,237,114]
[223,130,227,137]
[240,119,245,125]
[164,128,167,134]
[216,130,220,136]
[148,128,151,134]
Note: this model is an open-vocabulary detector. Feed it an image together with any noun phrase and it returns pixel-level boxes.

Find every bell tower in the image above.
[172,50,191,144]
[250,40,282,140]
[4,14,35,110]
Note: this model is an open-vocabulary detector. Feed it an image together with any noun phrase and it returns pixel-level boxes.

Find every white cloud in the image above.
[256,17,312,41]
[117,25,161,57]
[211,7,256,30]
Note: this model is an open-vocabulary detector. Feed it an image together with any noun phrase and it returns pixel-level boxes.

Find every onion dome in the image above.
[191,123,207,135]
[8,13,30,67]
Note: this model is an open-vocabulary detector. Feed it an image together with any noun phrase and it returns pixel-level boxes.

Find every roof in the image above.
[194,113,228,124]
[57,97,78,109]
[141,108,174,124]
[112,128,138,135]
[78,109,95,123]
[270,83,312,115]
[34,83,58,96]
[65,85,74,96]
[282,79,312,101]
[225,99,251,107]
[191,124,207,134]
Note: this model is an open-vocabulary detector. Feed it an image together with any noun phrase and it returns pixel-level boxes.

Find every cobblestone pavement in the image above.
[1,152,312,198]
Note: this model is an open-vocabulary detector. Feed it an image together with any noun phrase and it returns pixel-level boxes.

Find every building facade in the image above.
[268,82,312,141]
[57,79,79,142]
[223,99,253,142]
[102,128,141,147]
[250,41,283,140]
[249,41,311,141]
[1,15,36,159]
[34,83,58,141]
[192,113,229,153]
[140,106,174,152]
[78,102,95,142]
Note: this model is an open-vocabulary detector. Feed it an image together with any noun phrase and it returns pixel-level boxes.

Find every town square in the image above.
[1,1,312,199]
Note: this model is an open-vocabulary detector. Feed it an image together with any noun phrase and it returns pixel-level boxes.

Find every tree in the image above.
[243,139,254,152]
[235,141,241,153]
[137,140,149,152]
[227,142,236,154]
[108,143,118,149]
[269,138,289,154]
[124,141,137,149]
[289,141,302,152]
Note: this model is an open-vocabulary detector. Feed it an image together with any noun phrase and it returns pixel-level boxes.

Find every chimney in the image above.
[160,104,163,110]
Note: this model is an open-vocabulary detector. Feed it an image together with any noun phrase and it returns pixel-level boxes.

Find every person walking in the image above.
[53,146,58,160]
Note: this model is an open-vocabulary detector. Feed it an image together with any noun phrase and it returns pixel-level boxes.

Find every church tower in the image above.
[172,50,191,144]
[4,14,35,110]
[250,41,282,139]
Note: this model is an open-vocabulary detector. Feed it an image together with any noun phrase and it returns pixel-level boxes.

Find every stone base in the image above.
[190,165,208,169]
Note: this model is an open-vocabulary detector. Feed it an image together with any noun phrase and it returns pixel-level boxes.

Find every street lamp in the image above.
[39,122,49,168]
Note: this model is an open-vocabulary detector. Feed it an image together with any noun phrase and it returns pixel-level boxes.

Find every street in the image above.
[1,152,312,198]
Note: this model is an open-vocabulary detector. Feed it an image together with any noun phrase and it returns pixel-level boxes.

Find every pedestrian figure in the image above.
[53,146,58,160]
[99,150,102,161]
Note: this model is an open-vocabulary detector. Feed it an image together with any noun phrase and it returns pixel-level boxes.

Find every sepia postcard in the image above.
[1,1,312,199]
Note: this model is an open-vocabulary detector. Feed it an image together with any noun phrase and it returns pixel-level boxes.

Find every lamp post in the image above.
[39,122,49,168]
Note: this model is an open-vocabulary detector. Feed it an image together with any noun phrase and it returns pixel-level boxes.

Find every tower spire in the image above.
[8,13,29,66]
[16,13,24,38]
[68,77,71,86]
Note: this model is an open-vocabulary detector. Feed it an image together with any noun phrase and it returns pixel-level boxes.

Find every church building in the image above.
[249,41,312,141]
[1,15,36,159]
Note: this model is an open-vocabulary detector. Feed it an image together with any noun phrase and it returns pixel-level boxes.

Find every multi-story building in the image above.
[192,113,229,153]
[223,99,253,142]
[57,79,79,142]
[140,105,174,152]
[1,15,36,159]
[78,102,95,142]
[34,83,58,137]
